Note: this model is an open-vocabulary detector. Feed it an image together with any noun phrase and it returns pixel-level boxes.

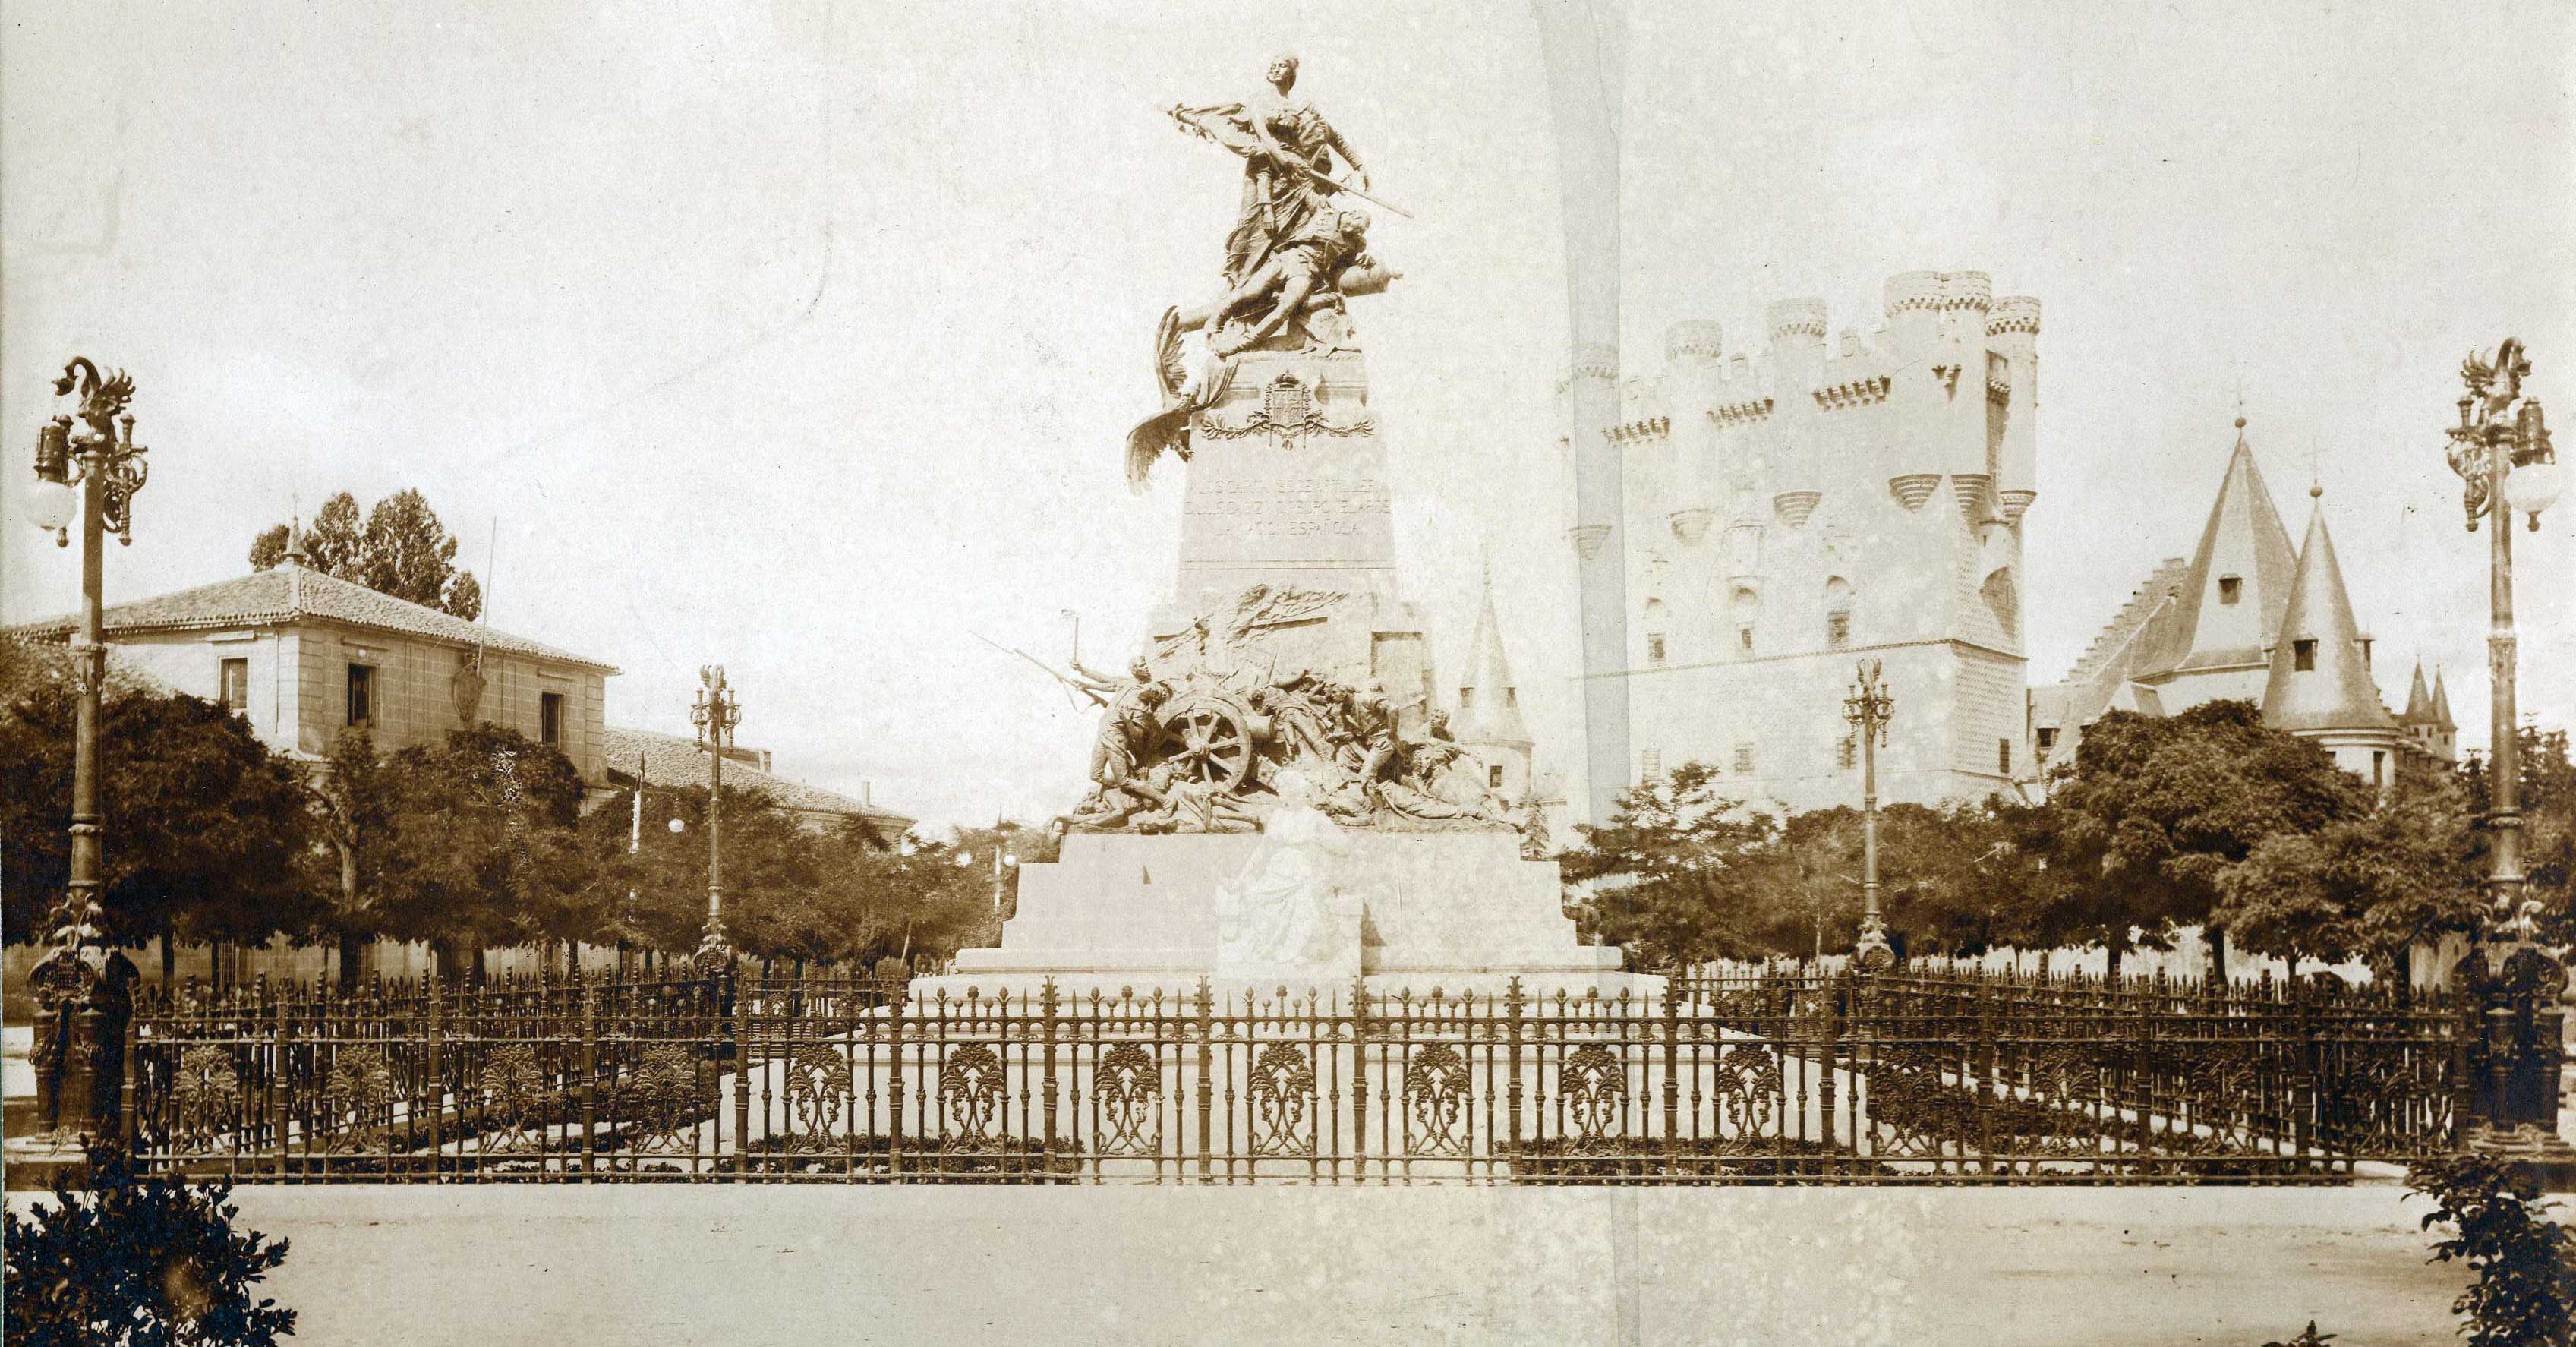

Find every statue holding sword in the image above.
[1130,56,1409,489]
[1169,53,1399,288]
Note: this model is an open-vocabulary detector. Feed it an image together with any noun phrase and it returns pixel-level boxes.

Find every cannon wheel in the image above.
[1155,690,1262,793]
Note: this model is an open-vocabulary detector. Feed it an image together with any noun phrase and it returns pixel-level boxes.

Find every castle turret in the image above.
[1665,320,1725,543]
[1987,297,2042,525]
[1767,299,1827,528]
[1938,272,1994,527]
[2400,658,2461,765]
[1882,272,1947,512]
[2263,491,2405,785]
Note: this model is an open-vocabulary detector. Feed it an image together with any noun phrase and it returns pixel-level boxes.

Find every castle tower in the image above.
[1611,269,2040,810]
[1454,565,1536,803]
[2400,659,2461,765]
[2262,491,2406,788]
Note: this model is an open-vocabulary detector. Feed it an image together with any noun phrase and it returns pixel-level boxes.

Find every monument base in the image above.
[920,831,1660,1005]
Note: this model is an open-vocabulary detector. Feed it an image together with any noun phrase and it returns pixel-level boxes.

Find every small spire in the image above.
[2261,499,2396,733]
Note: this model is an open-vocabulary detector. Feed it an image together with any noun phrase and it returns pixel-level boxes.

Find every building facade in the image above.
[1572,270,2041,814]
[10,556,615,788]
[599,724,917,842]
[2030,421,2448,787]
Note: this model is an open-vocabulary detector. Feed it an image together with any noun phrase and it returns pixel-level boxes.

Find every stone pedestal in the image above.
[1149,345,1433,721]
[925,831,1657,1003]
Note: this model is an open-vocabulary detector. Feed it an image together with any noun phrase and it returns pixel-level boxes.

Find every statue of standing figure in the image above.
[1171,54,1372,289]
[1130,57,1402,491]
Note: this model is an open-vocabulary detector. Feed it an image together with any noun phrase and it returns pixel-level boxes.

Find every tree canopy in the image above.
[0,685,320,952]
[2048,701,2370,970]
[249,488,482,620]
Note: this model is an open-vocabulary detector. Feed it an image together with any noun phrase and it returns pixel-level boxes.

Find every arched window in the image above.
[1824,577,1853,650]
[1731,588,1759,655]
[1981,566,2018,641]
[1643,599,1669,667]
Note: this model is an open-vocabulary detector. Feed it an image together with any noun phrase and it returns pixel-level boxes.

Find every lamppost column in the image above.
[2486,436,2522,918]
[23,360,147,1144]
[2442,338,2570,1175]
[691,664,739,977]
[1845,659,1896,973]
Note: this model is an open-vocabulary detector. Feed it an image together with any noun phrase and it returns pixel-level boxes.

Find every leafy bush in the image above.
[3,1147,295,1346]
[2407,1153,2576,1347]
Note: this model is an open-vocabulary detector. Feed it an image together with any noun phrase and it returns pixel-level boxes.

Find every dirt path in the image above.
[5,1182,2479,1346]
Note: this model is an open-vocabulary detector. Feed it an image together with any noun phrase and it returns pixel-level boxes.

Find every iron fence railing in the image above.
[117,966,2464,1185]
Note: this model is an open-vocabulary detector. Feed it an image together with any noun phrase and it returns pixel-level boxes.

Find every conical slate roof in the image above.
[2135,424,2300,680]
[2402,661,2436,723]
[2430,667,2457,730]
[2262,500,2395,733]
[1454,568,1531,747]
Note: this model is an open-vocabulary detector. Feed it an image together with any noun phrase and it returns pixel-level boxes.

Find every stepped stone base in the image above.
[921,831,1659,1005]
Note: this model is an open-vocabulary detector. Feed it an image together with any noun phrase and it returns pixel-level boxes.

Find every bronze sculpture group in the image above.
[1052,649,1525,840]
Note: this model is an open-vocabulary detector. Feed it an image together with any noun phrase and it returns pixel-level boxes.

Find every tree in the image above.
[0,686,320,983]
[248,488,481,620]
[2048,701,2370,979]
[2464,726,2576,945]
[3,1147,296,1347]
[2218,768,2484,977]
[368,725,589,980]
[305,727,398,992]
[1558,761,1785,966]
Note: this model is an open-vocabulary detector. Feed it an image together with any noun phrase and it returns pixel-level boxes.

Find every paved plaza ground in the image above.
[7,1181,2492,1346]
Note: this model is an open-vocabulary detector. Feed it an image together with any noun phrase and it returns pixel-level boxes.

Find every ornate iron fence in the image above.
[117,966,2463,1184]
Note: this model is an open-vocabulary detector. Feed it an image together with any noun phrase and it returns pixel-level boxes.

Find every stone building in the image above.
[1572,270,2041,814]
[10,551,613,788]
[2030,420,2444,788]
[599,724,916,842]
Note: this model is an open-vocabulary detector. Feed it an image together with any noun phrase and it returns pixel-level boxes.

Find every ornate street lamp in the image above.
[1843,658,1897,973]
[690,665,743,976]
[2443,339,2571,1163]
[21,359,150,1140]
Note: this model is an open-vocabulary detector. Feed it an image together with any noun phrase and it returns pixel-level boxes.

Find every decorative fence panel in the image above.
[119,966,2464,1185]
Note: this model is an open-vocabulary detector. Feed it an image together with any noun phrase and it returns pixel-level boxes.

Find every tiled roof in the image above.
[598,725,915,838]
[2130,432,2299,680]
[8,563,614,672]
[2261,504,2396,734]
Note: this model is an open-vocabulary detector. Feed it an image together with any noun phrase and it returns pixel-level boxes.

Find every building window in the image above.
[1731,588,1758,656]
[1733,744,1755,774]
[1488,764,1505,790]
[1737,626,1755,654]
[1646,633,1666,665]
[1825,577,1853,650]
[541,692,564,747]
[2293,639,2316,672]
[219,658,248,711]
[1640,749,1663,784]
[2218,575,2242,605]
[1998,738,2013,774]
[2372,751,2385,787]
[345,664,374,727]
[1459,687,1475,710]
[2036,727,2058,754]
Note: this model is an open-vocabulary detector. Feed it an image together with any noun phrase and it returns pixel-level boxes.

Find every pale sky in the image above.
[5,0,2571,832]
